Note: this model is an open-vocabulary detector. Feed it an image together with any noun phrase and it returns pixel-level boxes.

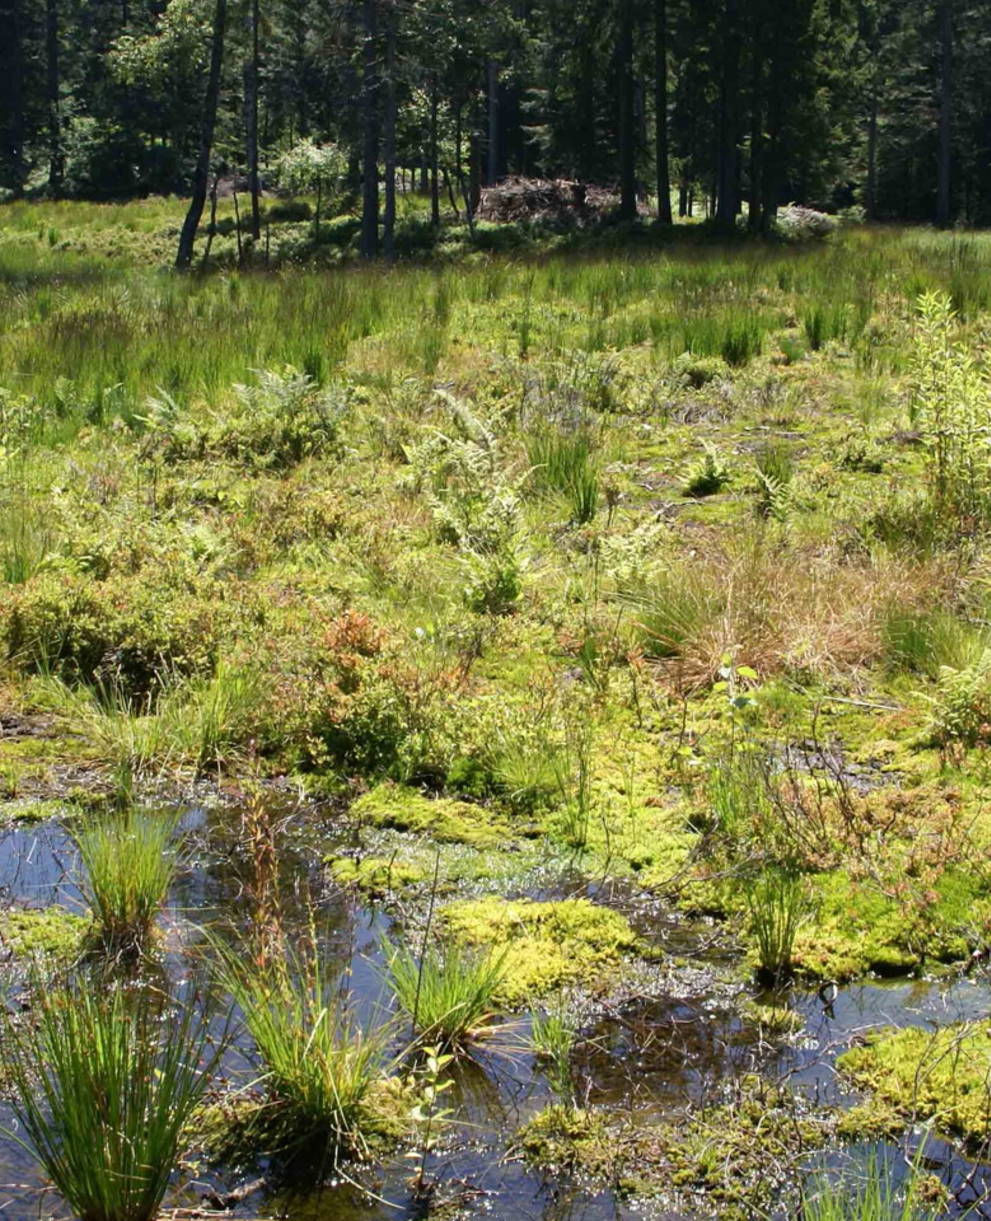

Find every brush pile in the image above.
[477,177,621,225]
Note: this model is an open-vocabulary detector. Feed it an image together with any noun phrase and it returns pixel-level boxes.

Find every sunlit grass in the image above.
[0,978,223,1221]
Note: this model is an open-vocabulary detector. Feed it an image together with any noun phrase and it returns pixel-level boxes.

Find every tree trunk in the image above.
[0,0,26,194]
[936,0,952,227]
[176,0,227,270]
[486,59,499,186]
[244,0,261,242]
[360,0,379,258]
[866,84,878,220]
[714,0,741,232]
[653,0,671,222]
[617,0,637,219]
[383,0,397,260]
[429,75,440,226]
[46,0,63,194]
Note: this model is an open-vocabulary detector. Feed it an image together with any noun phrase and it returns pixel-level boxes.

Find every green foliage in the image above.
[801,1153,942,1221]
[147,367,349,469]
[682,442,730,498]
[881,607,986,678]
[926,649,991,749]
[530,1000,576,1107]
[623,565,722,660]
[754,443,795,520]
[526,429,599,524]
[73,809,180,954]
[910,292,991,522]
[743,867,810,984]
[216,939,389,1161]
[385,941,506,1048]
[0,979,223,1221]
[406,1045,455,1198]
[3,571,221,696]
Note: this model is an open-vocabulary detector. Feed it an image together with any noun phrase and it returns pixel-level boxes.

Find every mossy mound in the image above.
[0,906,90,961]
[517,1079,828,1216]
[326,854,427,895]
[191,1076,410,1170]
[516,1105,621,1177]
[440,896,641,1003]
[351,783,507,848]
[838,1022,991,1148]
[792,867,991,982]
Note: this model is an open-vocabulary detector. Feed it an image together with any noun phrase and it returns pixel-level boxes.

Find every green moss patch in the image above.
[440,896,641,1003]
[326,854,427,895]
[792,867,991,982]
[517,1079,829,1217]
[191,1076,410,1171]
[351,783,507,848]
[838,1022,991,1148]
[0,906,90,961]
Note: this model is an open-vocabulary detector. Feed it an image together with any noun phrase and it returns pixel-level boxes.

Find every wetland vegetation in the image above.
[6,202,991,1219]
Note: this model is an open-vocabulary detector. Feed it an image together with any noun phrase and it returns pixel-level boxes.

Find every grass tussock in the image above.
[73,809,180,955]
[216,937,390,1162]
[385,940,507,1049]
[1,979,223,1221]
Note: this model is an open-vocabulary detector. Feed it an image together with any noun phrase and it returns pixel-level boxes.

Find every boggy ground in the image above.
[6,204,991,1216]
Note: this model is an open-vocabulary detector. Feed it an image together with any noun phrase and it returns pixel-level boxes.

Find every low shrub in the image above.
[775,203,838,240]
[2,571,222,695]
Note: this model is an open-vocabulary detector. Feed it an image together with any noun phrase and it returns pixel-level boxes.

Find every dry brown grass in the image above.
[627,531,962,691]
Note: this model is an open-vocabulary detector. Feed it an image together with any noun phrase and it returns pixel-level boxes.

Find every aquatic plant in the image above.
[406,1045,456,1200]
[801,1149,941,1221]
[530,999,576,1107]
[744,866,810,984]
[1,978,223,1221]
[385,940,506,1049]
[217,939,388,1161]
[73,809,180,954]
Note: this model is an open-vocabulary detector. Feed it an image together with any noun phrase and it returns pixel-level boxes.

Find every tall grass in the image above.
[216,939,389,1160]
[881,606,987,678]
[530,1001,576,1106]
[1,979,223,1221]
[385,941,506,1049]
[744,866,810,984]
[526,429,599,525]
[801,1149,940,1221]
[73,809,180,954]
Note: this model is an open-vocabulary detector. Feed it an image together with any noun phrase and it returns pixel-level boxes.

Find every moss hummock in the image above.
[838,1022,991,1148]
[351,783,508,848]
[326,854,427,895]
[0,906,90,961]
[440,896,641,1003]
